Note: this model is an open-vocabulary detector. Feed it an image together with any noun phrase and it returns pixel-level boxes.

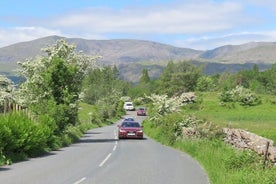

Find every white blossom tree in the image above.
[0,75,15,112]
[17,39,100,132]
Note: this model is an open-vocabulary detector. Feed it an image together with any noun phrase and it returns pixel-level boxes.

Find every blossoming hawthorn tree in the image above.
[17,39,100,133]
[0,75,15,112]
[146,94,183,121]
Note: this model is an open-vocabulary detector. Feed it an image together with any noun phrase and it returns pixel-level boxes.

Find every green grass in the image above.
[78,102,98,123]
[143,120,276,184]
[143,92,276,184]
[184,92,276,142]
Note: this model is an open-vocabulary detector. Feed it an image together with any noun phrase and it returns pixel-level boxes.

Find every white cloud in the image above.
[49,1,245,34]
[1,0,276,50]
[0,27,61,47]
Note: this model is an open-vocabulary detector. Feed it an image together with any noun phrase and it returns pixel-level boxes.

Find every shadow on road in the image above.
[77,138,118,144]
[0,167,11,171]
[83,131,102,135]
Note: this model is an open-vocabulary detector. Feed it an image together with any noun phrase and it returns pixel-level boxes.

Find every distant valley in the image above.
[0,35,274,83]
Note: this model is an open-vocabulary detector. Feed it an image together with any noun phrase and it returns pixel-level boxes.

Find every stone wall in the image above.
[223,128,276,162]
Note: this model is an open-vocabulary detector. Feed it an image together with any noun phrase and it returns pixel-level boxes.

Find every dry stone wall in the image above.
[223,128,276,162]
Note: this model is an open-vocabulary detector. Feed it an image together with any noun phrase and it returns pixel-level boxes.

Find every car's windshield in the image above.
[121,122,140,127]
[124,118,135,121]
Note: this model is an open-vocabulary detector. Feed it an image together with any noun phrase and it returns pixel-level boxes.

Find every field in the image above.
[143,92,276,184]
[184,92,276,143]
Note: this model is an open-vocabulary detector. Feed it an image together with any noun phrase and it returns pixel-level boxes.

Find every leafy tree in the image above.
[217,72,236,91]
[17,39,99,133]
[82,65,129,120]
[0,75,15,112]
[157,61,201,96]
[196,76,216,92]
[128,68,154,98]
[259,64,276,95]
[82,65,129,105]
[157,60,175,94]
[139,68,150,83]
[219,85,261,106]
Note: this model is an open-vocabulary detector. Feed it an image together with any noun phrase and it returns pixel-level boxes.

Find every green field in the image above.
[143,92,276,184]
[184,92,276,143]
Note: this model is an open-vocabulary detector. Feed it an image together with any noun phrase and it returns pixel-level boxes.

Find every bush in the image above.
[0,113,54,162]
[220,85,261,106]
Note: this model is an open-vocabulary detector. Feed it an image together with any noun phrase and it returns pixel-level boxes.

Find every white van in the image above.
[123,101,135,111]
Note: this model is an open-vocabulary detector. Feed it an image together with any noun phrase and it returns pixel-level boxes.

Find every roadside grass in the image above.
[0,102,113,165]
[143,92,276,184]
[78,102,99,126]
[183,92,276,143]
[143,120,276,184]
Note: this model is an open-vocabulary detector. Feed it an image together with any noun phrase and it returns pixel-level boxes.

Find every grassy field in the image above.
[144,120,276,184]
[183,92,276,143]
[143,92,276,183]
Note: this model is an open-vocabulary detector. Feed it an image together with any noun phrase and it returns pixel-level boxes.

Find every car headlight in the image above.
[119,129,127,133]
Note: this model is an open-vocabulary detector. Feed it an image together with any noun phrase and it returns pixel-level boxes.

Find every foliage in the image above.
[82,65,127,104]
[146,94,183,120]
[186,92,276,143]
[16,39,99,133]
[196,75,216,92]
[0,75,16,112]
[0,113,54,162]
[259,63,276,95]
[144,120,276,184]
[82,65,129,120]
[139,68,150,83]
[128,82,154,98]
[219,85,261,106]
[156,60,201,96]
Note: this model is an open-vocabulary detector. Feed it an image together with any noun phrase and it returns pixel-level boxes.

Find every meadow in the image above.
[143,92,276,184]
[184,92,276,143]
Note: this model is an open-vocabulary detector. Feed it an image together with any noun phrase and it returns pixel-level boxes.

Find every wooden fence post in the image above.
[263,141,270,169]
[4,98,8,114]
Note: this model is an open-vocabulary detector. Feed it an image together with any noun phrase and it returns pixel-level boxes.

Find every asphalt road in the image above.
[0,111,209,184]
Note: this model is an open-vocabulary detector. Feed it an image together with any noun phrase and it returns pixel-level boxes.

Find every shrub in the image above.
[0,113,54,162]
[219,85,261,106]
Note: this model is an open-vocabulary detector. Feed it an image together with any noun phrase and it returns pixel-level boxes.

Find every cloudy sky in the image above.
[1,0,276,50]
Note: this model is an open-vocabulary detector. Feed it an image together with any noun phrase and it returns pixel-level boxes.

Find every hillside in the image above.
[0,35,202,69]
[199,42,276,63]
[0,35,275,83]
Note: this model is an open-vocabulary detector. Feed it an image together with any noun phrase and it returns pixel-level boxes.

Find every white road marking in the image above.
[114,129,118,139]
[98,128,119,167]
[99,153,112,167]
[73,177,86,184]
[113,144,117,151]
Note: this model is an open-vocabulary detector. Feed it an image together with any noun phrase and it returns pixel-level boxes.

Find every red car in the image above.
[137,107,146,116]
[118,121,143,139]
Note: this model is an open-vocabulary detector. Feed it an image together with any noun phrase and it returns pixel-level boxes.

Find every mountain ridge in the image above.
[0,35,275,83]
[1,35,276,68]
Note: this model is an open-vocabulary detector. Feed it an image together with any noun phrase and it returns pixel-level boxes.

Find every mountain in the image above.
[199,42,276,63]
[0,35,275,83]
[0,35,202,68]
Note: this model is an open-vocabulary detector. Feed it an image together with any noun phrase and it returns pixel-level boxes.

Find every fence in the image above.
[1,98,29,115]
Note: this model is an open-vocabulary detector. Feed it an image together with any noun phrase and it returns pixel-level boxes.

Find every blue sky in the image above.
[1,0,276,50]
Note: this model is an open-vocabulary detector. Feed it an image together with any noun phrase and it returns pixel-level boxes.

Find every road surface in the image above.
[0,111,209,184]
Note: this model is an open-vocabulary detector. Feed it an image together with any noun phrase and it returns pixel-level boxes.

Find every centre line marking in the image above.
[113,144,117,151]
[73,177,86,184]
[99,153,112,167]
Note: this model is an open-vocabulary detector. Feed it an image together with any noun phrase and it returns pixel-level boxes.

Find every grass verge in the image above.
[143,120,276,184]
